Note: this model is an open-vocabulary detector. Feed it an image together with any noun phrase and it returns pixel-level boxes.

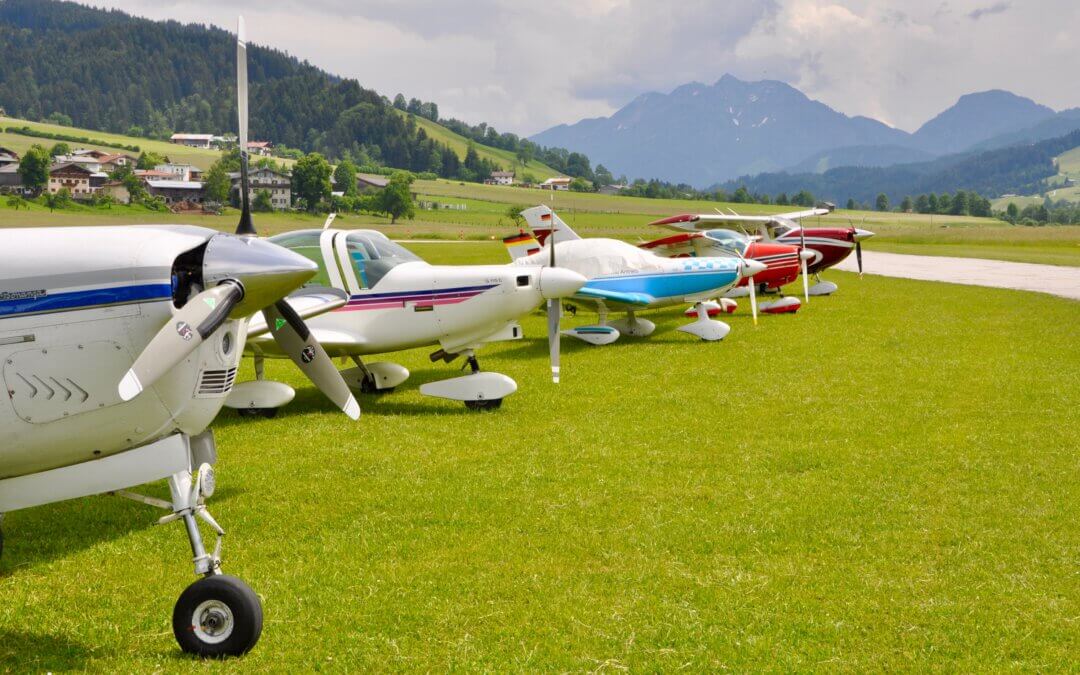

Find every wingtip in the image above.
[118,370,143,401]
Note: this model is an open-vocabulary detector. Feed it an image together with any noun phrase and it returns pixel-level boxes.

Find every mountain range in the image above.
[531,76,1080,188]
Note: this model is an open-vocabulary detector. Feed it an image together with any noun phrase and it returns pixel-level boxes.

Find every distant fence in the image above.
[417,200,467,211]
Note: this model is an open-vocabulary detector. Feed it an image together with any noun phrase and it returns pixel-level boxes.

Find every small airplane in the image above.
[639,228,814,315]
[649,206,875,296]
[229,224,586,413]
[0,17,360,658]
[504,205,766,345]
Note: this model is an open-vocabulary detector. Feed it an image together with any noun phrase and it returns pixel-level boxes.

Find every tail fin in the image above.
[521,205,582,245]
[502,231,543,261]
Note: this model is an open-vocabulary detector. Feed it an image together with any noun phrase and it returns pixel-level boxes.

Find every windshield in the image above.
[704,229,749,254]
[267,230,333,288]
[345,232,421,288]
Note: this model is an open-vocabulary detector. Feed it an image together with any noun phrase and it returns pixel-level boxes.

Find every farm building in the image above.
[230,167,292,209]
[357,173,390,191]
[0,147,21,167]
[246,141,273,156]
[169,133,214,149]
[539,176,572,191]
[48,163,103,199]
[146,179,205,204]
[0,163,21,190]
[487,170,515,186]
[99,181,131,205]
[155,163,202,182]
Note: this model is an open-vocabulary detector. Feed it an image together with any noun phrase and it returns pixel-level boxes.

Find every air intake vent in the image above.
[196,368,238,397]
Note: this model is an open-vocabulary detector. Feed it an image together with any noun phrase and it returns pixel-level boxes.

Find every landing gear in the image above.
[117,449,262,658]
[224,355,295,417]
[419,349,518,408]
[677,302,731,341]
[341,357,410,394]
[237,407,277,419]
[807,274,839,296]
[173,575,263,658]
[609,311,656,338]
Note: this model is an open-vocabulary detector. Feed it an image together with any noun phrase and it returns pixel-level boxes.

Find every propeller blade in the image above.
[235,16,255,236]
[799,228,810,303]
[262,300,360,420]
[749,277,758,326]
[856,241,863,276]
[547,298,561,383]
[119,282,244,401]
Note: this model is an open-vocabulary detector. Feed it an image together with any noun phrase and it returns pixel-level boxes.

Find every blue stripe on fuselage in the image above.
[0,283,172,318]
[583,269,738,303]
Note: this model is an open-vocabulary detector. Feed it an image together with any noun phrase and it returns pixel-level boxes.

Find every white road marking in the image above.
[835,251,1080,301]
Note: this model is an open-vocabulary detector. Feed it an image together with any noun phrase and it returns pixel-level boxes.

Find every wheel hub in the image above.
[193,599,235,644]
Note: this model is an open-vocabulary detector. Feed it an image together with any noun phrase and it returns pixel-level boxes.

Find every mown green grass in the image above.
[1,241,1078,671]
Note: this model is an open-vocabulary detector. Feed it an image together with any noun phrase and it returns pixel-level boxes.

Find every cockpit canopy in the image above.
[518,238,668,278]
[268,229,422,290]
[703,229,750,254]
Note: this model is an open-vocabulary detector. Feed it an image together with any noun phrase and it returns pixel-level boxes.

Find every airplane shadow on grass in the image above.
[0,486,242,575]
[0,629,96,671]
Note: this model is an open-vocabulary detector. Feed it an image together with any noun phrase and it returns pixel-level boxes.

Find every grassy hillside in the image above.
[0,116,224,169]
[399,111,559,180]
[991,144,1080,209]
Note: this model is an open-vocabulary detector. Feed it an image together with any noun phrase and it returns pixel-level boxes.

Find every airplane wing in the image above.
[649,208,831,232]
[246,288,350,338]
[575,286,654,306]
[638,231,719,257]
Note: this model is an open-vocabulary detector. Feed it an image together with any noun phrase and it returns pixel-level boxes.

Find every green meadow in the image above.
[0,239,1077,671]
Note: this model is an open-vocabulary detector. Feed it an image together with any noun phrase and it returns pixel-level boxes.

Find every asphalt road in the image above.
[834,251,1080,301]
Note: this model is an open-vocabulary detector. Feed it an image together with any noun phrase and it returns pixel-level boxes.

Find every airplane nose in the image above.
[853,228,875,241]
[799,248,816,261]
[538,267,587,299]
[741,258,768,278]
[202,234,318,316]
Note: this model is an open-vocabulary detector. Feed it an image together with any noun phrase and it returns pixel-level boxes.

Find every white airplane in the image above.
[504,205,767,344]
[0,18,360,658]
[228,224,586,413]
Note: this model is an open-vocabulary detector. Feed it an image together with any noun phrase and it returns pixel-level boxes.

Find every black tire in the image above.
[173,575,263,658]
[464,398,503,411]
[237,407,277,419]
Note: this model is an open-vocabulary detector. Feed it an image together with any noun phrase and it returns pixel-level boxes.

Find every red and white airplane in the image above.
[649,207,874,297]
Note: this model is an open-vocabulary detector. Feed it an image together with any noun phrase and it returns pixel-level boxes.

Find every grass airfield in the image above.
[1,240,1078,671]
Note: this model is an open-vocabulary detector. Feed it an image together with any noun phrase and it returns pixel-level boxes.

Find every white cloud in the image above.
[83,0,1080,134]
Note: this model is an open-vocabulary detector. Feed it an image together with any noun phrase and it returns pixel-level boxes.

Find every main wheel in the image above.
[464,398,503,411]
[237,407,278,419]
[173,575,263,658]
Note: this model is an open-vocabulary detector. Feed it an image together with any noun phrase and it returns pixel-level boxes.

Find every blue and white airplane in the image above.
[505,205,766,344]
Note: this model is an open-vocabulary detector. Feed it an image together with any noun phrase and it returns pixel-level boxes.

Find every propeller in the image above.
[235,16,254,237]
[799,225,810,303]
[119,282,244,401]
[546,224,561,383]
[262,300,360,419]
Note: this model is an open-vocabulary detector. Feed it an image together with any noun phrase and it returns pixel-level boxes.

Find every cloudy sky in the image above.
[88,0,1079,136]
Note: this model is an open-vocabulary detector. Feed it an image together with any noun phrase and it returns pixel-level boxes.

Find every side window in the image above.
[268,231,333,288]
[345,236,376,289]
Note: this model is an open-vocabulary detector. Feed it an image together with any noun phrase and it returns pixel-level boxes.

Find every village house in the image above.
[169,133,214,149]
[538,176,572,191]
[154,163,203,182]
[48,163,100,199]
[0,147,21,168]
[53,154,104,173]
[0,163,21,191]
[146,179,205,204]
[246,141,273,157]
[230,167,292,209]
[99,181,132,205]
[487,170,515,186]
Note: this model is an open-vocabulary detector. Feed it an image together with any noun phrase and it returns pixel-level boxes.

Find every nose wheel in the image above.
[173,575,263,658]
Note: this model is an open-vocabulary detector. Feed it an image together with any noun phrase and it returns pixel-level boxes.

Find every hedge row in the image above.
[3,126,141,152]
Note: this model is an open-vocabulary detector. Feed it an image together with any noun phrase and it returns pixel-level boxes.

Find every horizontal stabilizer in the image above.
[503,232,543,261]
